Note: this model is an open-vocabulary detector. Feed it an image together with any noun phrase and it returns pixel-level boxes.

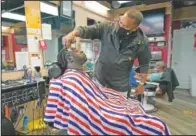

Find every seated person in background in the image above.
[148,61,166,81]
[45,49,170,135]
[135,61,166,82]
[129,66,158,92]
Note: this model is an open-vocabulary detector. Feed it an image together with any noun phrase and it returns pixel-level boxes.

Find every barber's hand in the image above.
[134,73,142,80]
[62,32,76,48]
[135,84,145,94]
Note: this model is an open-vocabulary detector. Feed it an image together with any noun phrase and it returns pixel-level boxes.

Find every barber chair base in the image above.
[142,103,158,113]
[142,104,154,111]
[142,91,158,113]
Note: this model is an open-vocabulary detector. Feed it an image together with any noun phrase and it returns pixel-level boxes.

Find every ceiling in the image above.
[1,0,73,29]
[2,0,196,27]
[106,0,196,9]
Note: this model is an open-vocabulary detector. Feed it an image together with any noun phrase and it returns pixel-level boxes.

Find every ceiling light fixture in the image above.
[85,1,110,11]
[2,2,58,22]
[118,1,130,4]
[40,2,58,16]
[2,12,26,21]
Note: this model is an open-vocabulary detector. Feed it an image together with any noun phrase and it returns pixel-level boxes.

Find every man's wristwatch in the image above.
[139,82,145,86]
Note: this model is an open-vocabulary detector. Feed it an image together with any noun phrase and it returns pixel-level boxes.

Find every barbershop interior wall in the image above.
[171,6,196,63]
[170,6,196,90]
[73,3,109,27]
[2,32,27,63]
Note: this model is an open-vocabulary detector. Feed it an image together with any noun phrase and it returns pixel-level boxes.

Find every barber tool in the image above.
[27,69,33,83]
[23,65,28,79]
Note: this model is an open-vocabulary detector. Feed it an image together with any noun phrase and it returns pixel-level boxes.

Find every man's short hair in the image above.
[125,8,143,25]
[156,61,166,69]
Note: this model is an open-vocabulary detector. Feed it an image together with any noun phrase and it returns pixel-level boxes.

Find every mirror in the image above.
[1,0,28,72]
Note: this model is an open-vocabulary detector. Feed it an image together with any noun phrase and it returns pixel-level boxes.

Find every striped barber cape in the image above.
[44,69,171,135]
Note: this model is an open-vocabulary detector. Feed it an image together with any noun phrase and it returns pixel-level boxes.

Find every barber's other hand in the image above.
[62,32,76,48]
[135,84,145,94]
[134,73,142,80]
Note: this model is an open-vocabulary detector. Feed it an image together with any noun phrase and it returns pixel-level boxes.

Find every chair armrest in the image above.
[136,80,159,86]
[154,79,170,84]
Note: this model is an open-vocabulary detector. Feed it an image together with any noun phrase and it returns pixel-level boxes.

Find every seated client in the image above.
[44,48,170,135]
[134,61,166,82]
[148,61,166,81]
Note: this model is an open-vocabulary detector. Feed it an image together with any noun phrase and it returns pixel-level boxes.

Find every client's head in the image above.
[48,48,87,78]
[57,48,87,69]
[155,61,166,72]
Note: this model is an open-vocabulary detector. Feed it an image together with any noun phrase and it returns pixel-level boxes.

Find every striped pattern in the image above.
[44,69,171,135]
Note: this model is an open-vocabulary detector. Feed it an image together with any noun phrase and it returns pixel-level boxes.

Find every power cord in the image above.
[33,78,49,135]
[10,107,19,124]
[32,100,36,134]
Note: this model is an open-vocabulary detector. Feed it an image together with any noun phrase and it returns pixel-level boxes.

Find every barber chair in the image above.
[150,79,174,102]
[136,81,159,113]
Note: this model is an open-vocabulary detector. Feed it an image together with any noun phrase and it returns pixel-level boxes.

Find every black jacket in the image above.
[76,22,151,92]
[159,68,179,101]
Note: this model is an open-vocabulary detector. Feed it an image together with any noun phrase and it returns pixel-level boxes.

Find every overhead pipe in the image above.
[2,5,24,14]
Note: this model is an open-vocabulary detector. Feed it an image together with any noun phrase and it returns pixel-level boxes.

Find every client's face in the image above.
[70,48,87,65]
[156,65,163,72]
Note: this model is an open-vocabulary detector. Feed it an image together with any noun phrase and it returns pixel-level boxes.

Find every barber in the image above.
[62,8,151,98]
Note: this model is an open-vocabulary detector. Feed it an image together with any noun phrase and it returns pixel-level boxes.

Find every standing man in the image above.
[62,9,151,97]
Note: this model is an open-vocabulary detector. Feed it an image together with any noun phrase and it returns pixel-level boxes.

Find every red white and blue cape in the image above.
[44,69,170,135]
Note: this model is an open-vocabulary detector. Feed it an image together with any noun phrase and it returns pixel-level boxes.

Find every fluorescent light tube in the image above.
[2,12,26,21]
[40,2,58,16]
[118,1,130,4]
[2,2,58,22]
[85,1,110,11]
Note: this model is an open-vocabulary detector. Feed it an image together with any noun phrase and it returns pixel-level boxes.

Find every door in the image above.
[172,29,196,89]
